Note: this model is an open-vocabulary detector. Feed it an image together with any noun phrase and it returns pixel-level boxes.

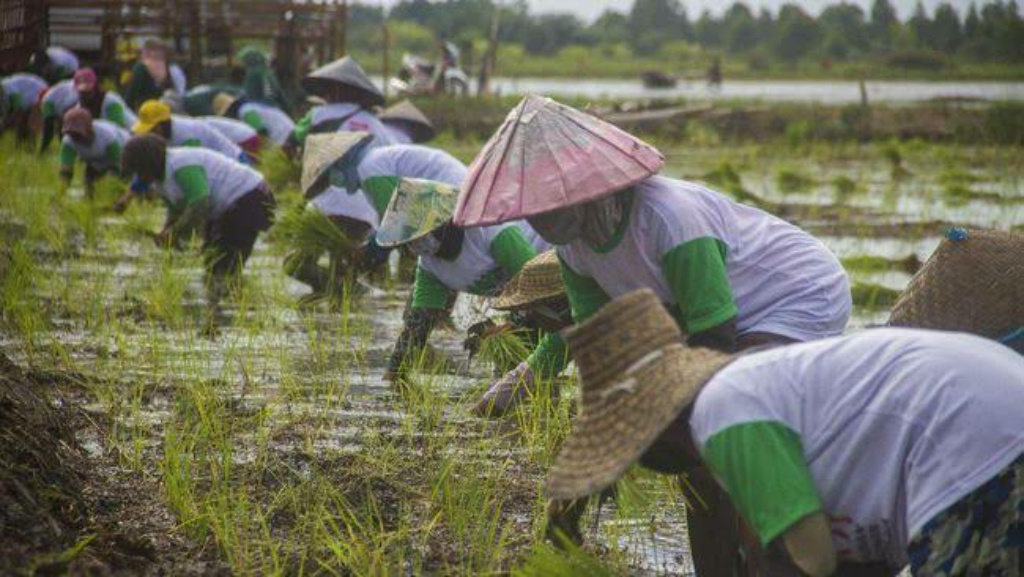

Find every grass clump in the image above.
[776,168,815,193]
[851,282,902,310]
[831,175,859,199]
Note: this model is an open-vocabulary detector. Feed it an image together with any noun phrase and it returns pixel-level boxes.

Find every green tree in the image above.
[931,3,962,53]
[628,0,684,55]
[723,3,758,54]
[694,9,724,48]
[820,3,869,56]
[869,0,899,48]
[908,2,932,47]
[773,4,822,63]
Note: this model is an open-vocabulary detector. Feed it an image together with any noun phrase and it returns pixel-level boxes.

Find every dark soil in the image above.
[0,352,221,575]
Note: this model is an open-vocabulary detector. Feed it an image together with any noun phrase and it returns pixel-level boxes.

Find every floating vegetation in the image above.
[776,168,815,193]
[831,175,859,199]
[842,254,922,274]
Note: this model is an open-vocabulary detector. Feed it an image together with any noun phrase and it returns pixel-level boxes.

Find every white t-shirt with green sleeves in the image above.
[60,120,129,171]
[2,74,47,111]
[559,176,851,340]
[41,80,78,120]
[237,102,294,145]
[169,116,242,160]
[689,328,1024,567]
[202,116,257,145]
[99,92,136,129]
[419,222,549,295]
[161,148,263,218]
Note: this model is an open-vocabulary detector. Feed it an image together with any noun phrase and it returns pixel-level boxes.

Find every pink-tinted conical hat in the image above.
[453,95,664,227]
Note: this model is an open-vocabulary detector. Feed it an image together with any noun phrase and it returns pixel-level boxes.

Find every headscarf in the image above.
[74,68,106,118]
[580,189,631,247]
[62,107,95,143]
[122,134,168,183]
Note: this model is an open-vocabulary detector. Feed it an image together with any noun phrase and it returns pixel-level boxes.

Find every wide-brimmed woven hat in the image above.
[212,92,238,117]
[302,56,384,108]
[453,94,664,227]
[493,251,565,310]
[376,178,459,248]
[547,289,735,501]
[380,99,436,143]
[300,131,372,199]
[889,227,1023,340]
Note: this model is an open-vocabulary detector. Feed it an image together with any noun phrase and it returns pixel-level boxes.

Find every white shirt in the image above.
[47,47,79,73]
[42,80,78,118]
[101,92,137,127]
[3,74,47,109]
[62,120,129,170]
[162,147,263,218]
[238,101,294,145]
[310,103,396,150]
[169,116,242,159]
[310,187,381,229]
[382,123,414,144]
[559,176,851,341]
[421,221,549,293]
[691,328,1024,566]
[169,64,187,94]
[202,116,258,145]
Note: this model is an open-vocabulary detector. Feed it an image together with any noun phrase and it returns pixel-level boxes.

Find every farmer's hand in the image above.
[472,360,533,417]
[545,498,585,550]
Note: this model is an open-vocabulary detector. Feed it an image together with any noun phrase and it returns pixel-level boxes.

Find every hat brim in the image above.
[375,178,458,248]
[132,120,159,134]
[300,132,373,199]
[546,345,733,501]
[493,290,565,311]
[301,77,385,108]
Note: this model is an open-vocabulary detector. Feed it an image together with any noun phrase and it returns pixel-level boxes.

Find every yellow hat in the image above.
[133,100,172,134]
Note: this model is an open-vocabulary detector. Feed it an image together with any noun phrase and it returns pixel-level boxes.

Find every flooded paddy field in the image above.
[1,135,1021,574]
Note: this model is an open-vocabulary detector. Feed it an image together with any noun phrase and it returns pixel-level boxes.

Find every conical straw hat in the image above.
[380,99,435,143]
[302,56,385,108]
[300,131,372,199]
[493,251,565,310]
[888,228,1023,340]
[376,178,459,248]
[547,289,735,501]
[452,94,665,228]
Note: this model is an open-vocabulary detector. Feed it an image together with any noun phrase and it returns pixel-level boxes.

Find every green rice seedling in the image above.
[513,541,618,577]
[831,175,859,199]
[476,326,533,372]
[270,204,356,259]
[775,167,815,193]
[881,141,911,181]
[259,146,302,201]
[842,254,921,274]
[851,282,902,310]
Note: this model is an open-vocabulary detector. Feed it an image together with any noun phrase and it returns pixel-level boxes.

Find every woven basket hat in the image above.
[302,56,385,108]
[888,228,1023,339]
[376,177,459,248]
[300,131,372,199]
[547,289,735,501]
[453,94,664,227]
[380,99,436,143]
[493,251,565,310]
[212,92,238,117]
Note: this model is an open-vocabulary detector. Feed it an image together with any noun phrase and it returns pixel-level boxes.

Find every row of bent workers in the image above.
[5,46,1023,577]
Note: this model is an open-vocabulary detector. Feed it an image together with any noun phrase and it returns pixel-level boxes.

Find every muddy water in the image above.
[4,146,1022,575]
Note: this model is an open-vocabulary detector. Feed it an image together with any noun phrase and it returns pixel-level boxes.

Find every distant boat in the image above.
[641,71,678,89]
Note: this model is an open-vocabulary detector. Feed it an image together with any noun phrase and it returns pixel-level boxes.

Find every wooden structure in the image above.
[3,0,347,84]
[0,0,47,73]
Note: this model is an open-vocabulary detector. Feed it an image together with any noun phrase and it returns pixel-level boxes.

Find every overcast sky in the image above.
[373,1,1009,24]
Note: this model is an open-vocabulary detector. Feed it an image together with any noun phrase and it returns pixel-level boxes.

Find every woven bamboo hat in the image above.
[302,56,385,108]
[493,251,565,310]
[380,99,436,143]
[547,289,735,501]
[300,131,372,199]
[888,228,1023,340]
[212,92,238,117]
[376,178,459,248]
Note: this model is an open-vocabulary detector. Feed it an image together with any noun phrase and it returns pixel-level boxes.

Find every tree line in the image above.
[349,0,1024,72]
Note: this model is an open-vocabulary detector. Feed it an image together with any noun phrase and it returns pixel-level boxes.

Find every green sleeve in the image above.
[411,265,454,310]
[702,421,823,546]
[526,332,570,378]
[181,138,202,147]
[361,176,397,217]
[42,100,56,120]
[172,165,210,206]
[124,63,151,109]
[241,110,266,134]
[559,257,610,323]
[292,111,313,145]
[104,142,122,169]
[59,141,76,169]
[662,237,738,334]
[104,99,127,128]
[490,227,539,278]
[10,93,26,111]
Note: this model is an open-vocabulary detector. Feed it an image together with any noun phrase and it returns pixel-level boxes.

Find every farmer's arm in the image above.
[39,101,58,152]
[59,140,77,182]
[525,333,569,378]
[165,166,211,239]
[662,237,739,352]
[386,265,452,379]
[701,421,835,576]
[489,227,538,277]
[104,142,122,172]
[289,111,313,146]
